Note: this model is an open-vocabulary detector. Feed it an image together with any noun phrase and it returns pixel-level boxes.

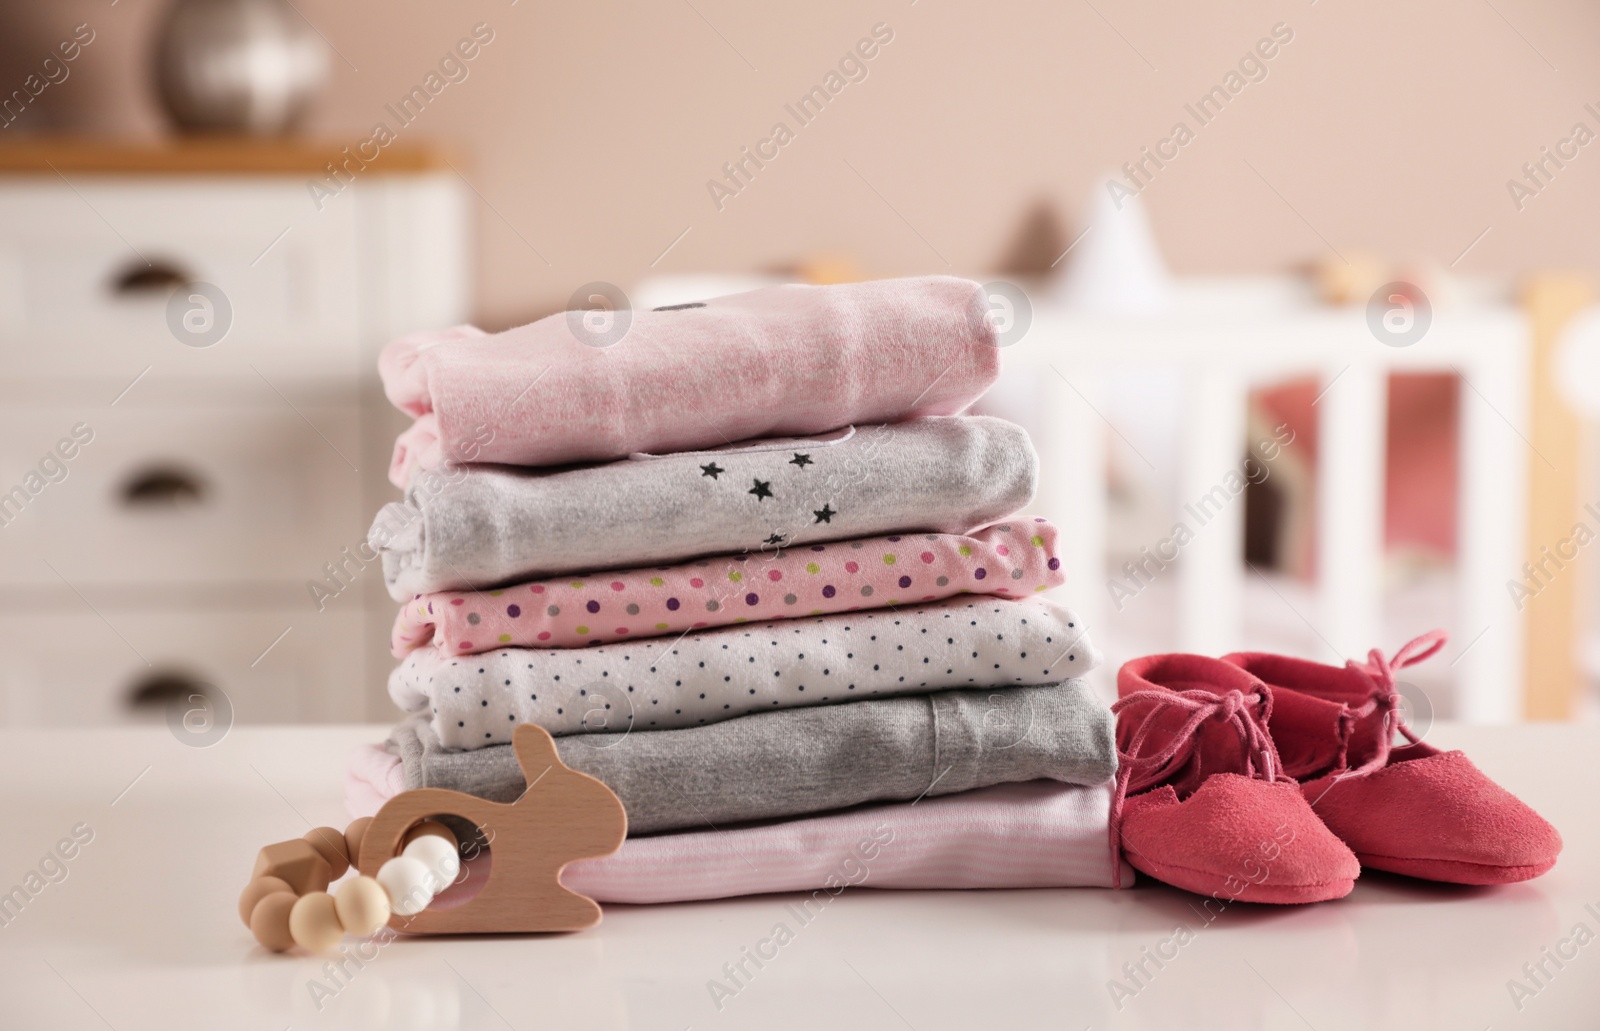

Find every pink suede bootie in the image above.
[1112,655,1361,904]
[1224,631,1562,885]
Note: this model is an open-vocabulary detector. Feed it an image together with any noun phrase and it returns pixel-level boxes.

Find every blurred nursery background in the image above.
[2,0,1599,729]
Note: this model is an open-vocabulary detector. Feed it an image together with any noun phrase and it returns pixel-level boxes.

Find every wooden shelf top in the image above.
[0,137,458,176]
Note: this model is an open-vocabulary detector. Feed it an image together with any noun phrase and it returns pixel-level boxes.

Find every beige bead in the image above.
[344,816,373,868]
[238,875,293,928]
[288,891,344,953]
[249,891,298,952]
[402,819,457,851]
[253,839,332,895]
[334,875,392,937]
[303,826,351,879]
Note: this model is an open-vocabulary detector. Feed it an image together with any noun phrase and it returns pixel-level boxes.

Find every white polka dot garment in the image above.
[390,595,1099,749]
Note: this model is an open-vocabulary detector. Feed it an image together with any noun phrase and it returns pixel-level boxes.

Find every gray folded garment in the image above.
[370,416,1037,599]
[389,680,1116,835]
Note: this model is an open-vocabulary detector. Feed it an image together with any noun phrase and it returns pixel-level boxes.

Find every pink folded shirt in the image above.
[391,520,1064,655]
[382,276,1000,486]
[344,750,1120,902]
[346,741,406,805]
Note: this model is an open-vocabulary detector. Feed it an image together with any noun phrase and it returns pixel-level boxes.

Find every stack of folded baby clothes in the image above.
[346,276,1123,902]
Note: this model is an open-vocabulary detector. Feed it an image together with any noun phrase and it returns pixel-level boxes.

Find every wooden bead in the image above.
[401,820,457,851]
[249,891,298,952]
[238,875,293,928]
[344,816,373,868]
[252,839,332,895]
[377,856,434,916]
[334,876,392,937]
[403,834,461,889]
[303,827,351,879]
[288,891,344,953]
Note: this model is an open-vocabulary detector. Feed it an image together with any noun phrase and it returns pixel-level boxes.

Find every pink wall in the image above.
[6,0,1600,329]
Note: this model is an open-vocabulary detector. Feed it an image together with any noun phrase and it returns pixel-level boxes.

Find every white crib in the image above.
[633,274,1531,724]
[1004,277,1528,723]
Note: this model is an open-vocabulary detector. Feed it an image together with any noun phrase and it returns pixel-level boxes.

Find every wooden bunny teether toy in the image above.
[357,723,627,934]
[240,724,626,951]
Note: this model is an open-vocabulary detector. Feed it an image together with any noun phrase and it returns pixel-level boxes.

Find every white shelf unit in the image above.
[0,168,468,726]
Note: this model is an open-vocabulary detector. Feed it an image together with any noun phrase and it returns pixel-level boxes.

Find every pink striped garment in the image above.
[345,748,1119,902]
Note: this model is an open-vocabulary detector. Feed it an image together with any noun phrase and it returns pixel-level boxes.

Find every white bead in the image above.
[377,856,435,916]
[403,834,461,889]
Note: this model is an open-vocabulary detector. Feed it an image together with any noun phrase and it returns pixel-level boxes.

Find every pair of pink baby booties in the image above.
[1111,632,1562,904]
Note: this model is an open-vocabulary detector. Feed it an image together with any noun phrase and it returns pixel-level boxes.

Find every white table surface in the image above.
[1,721,1595,1031]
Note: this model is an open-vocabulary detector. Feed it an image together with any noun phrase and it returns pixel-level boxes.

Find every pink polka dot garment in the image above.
[390,519,1064,657]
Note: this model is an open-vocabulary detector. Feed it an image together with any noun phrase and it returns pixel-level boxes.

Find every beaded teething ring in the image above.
[239,725,625,945]
[239,817,464,953]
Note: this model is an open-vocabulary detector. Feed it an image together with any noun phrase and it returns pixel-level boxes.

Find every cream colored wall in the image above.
[5,0,1600,329]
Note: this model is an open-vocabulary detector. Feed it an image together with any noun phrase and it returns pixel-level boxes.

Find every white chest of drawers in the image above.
[0,141,468,727]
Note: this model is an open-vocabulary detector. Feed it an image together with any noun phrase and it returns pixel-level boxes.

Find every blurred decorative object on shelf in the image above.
[1312,252,1456,313]
[1551,294,1600,413]
[995,198,1072,277]
[791,253,864,285]
[1312,250,1386,306]
[1055,174,1171,314]
[154,0,329,135]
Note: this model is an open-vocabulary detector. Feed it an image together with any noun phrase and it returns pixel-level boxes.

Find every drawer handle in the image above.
[120,465,207,508]
[128,670,234,744]
[111,260,192,296]
[126,670,215,712]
